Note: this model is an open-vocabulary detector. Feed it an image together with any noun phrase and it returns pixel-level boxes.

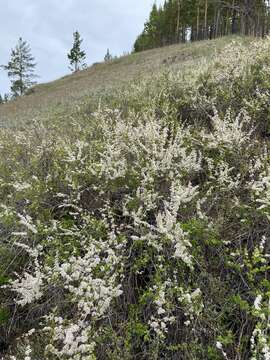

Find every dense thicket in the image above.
[2,37,270,359]
[134,0,270,52]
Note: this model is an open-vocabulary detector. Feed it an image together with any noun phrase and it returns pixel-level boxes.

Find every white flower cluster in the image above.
[178,287,204,325]
[149,282,176,338]
[250,170,270,217]
[7,212,124,359]
[98,114,201,184]
[155,181,197,265]
[44,316,96,359]
[10,268,43,306]
[251,325,270,360]
[204,108,253,151]
[149,281,204,339]
[23,345,32,360]
[44,235,123,358]
[250,270,270,358]
[52,240,123,319]
[18,214,38,235]
[216,341,229,360]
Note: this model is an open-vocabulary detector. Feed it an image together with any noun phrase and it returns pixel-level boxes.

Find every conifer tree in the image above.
[2,38,37,97]
[104,49,113,62]
[67,31,87,72]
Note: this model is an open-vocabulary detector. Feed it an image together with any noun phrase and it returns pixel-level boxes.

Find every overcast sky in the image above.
[0,0,163,94]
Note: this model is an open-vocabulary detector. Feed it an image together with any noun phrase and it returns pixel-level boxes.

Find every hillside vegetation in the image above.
[0,37,239,128]
[1,36,270,359]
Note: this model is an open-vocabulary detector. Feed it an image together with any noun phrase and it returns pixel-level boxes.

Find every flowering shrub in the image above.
[1,37,270,359]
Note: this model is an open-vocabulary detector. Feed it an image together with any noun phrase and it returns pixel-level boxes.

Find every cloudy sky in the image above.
[0,0,163,94]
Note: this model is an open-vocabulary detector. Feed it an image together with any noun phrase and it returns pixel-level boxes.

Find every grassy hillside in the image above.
[1,36,270,359]
[0,36,247,127]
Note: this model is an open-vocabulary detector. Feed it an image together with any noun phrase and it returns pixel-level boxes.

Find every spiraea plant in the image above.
[1,37,270,359]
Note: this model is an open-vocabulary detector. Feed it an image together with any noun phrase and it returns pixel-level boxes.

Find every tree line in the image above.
[0,31,116,102]
[134,0,270,52]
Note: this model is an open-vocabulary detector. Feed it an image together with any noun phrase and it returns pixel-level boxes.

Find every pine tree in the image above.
[67,31,87,72]
[104,49,113,62]
[2,38,37,97]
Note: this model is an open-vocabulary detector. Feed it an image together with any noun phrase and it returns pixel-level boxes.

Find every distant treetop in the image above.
[104,48,113,62]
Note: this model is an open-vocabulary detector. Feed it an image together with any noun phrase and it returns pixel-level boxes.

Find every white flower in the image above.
[254,295,262,310]
[216,341,223,350]
[191,288,201,299]
[157,307,166,315]
[13,182,31,191]
[18,214,37,234]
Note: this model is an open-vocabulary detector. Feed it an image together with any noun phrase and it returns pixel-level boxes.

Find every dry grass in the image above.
[0,36,250,127]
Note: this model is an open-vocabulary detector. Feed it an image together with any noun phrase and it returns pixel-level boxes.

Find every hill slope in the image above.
[1,36,270,360]
[0,36,247,127]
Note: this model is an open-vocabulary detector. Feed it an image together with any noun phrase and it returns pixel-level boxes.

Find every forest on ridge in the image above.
[134,0,270,52]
